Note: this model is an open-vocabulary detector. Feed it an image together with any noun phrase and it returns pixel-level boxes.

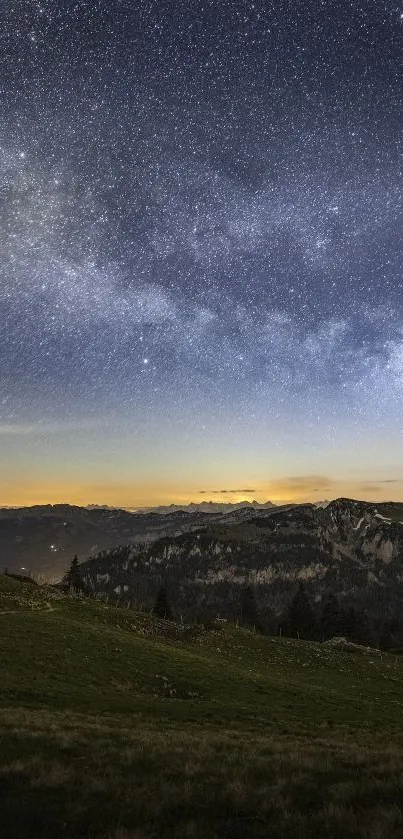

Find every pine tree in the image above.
[320,592,341,639]
[152,586,173,621]
[64,555,84,594]
[288,582,315,640]
[240,585,259,630]
[343,605,374,646]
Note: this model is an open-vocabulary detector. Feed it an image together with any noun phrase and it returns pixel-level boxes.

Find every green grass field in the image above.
[2,574,403,838]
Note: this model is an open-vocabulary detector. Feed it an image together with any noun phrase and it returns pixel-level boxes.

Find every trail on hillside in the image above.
[0,603,56,615]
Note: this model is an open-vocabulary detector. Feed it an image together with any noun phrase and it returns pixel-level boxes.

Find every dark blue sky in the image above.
[1,1,402,505]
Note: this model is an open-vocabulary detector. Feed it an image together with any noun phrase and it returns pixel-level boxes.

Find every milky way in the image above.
[1,1,403,504]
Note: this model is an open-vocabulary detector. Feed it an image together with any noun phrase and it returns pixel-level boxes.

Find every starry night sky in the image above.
[1,1,403,507]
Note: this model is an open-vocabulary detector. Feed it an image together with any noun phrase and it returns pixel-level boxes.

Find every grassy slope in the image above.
[1,576,403,838]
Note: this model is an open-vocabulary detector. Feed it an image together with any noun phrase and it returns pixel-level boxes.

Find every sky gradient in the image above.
[1,1,403,508]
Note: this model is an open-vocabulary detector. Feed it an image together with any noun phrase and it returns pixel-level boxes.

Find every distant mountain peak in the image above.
[132,500,276,515]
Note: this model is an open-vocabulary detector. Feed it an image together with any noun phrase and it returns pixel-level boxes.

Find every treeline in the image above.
[280,584,377,646]
[150,581,403,651]
[248,583,403,650]
[63,556,403,651]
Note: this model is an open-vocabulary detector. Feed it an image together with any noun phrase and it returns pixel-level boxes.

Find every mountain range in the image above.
[1,498,402,626]
[0,503,219,580]
[128,500,277,514]
[0,501,279,580]
[81,498,403,628]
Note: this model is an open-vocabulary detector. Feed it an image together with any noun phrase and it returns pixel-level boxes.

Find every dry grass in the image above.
[2,708,403,838]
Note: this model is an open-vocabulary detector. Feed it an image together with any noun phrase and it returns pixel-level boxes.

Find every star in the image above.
[0,0,401,507]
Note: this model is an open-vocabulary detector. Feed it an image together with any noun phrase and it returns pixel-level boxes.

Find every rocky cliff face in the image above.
[82,499,403,622]
[317,499,403,573]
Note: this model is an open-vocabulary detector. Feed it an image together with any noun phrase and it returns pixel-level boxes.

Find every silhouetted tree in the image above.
[379,618,394,650]
[288,582,316,640]
[342,605,374,646]
[240,584,259,630]
[153,586,173,620]
[64,555,84,594]
[320,592,341,639]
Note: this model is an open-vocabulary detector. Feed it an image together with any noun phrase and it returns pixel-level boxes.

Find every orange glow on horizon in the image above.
[0,477,402,508]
